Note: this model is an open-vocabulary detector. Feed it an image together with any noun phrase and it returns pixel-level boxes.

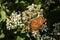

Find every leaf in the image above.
[27,33,30,37]
[21,28,26,33]
[20,1,25,4]
[34,0,39,4]
[0,10,7,20]
[15,0,19,3]
[36,36,40,40]
[0,0,3,4]
[16,36,24,40]
[37,3,42,9]
[6,9,10,13]
[0,33,5,38]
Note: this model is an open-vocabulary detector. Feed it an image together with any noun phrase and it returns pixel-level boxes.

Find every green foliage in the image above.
[0,28,5,39]
[16,36,25,40]
[0,10,7,21]
[0,33,5,38]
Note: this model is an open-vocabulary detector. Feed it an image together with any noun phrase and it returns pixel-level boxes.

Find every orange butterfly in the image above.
[31,17,46,31]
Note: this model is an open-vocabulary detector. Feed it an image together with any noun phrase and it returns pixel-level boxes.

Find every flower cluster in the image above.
[22,4,44,31]
[6,4,48,38]
[22,4,43,21]
[53,22,60,35]
[6,12,24,30]
[41,34,56,40]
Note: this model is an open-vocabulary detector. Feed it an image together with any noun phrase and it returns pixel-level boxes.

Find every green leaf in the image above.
[27,33,30,37]
[0,10,7,20]
[36,36,40,40]
[34,0,39,4]
[6,9,10,13]
[37,4,41,9]
[0,0,3,4]
[15,0,19,3]
[16,36,24,40]
[20,1,25,4]
[0,33,5,38]
[21,28,26,33]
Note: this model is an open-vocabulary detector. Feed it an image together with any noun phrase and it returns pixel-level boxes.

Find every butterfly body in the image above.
[31,17,46,31]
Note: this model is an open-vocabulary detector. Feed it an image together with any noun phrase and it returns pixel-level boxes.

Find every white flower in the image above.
[6,12,22,30]
[20,23,24,27]
[57,33,60,35]
[22,17,26,20]
[6,26,11,30]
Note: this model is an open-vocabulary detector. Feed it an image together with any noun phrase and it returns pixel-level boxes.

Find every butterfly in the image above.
[31,17,46,31]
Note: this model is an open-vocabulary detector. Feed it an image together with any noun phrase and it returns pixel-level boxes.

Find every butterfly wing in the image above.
[31,20,39,31]
[31,17,46,31]
[35,17,46,26]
